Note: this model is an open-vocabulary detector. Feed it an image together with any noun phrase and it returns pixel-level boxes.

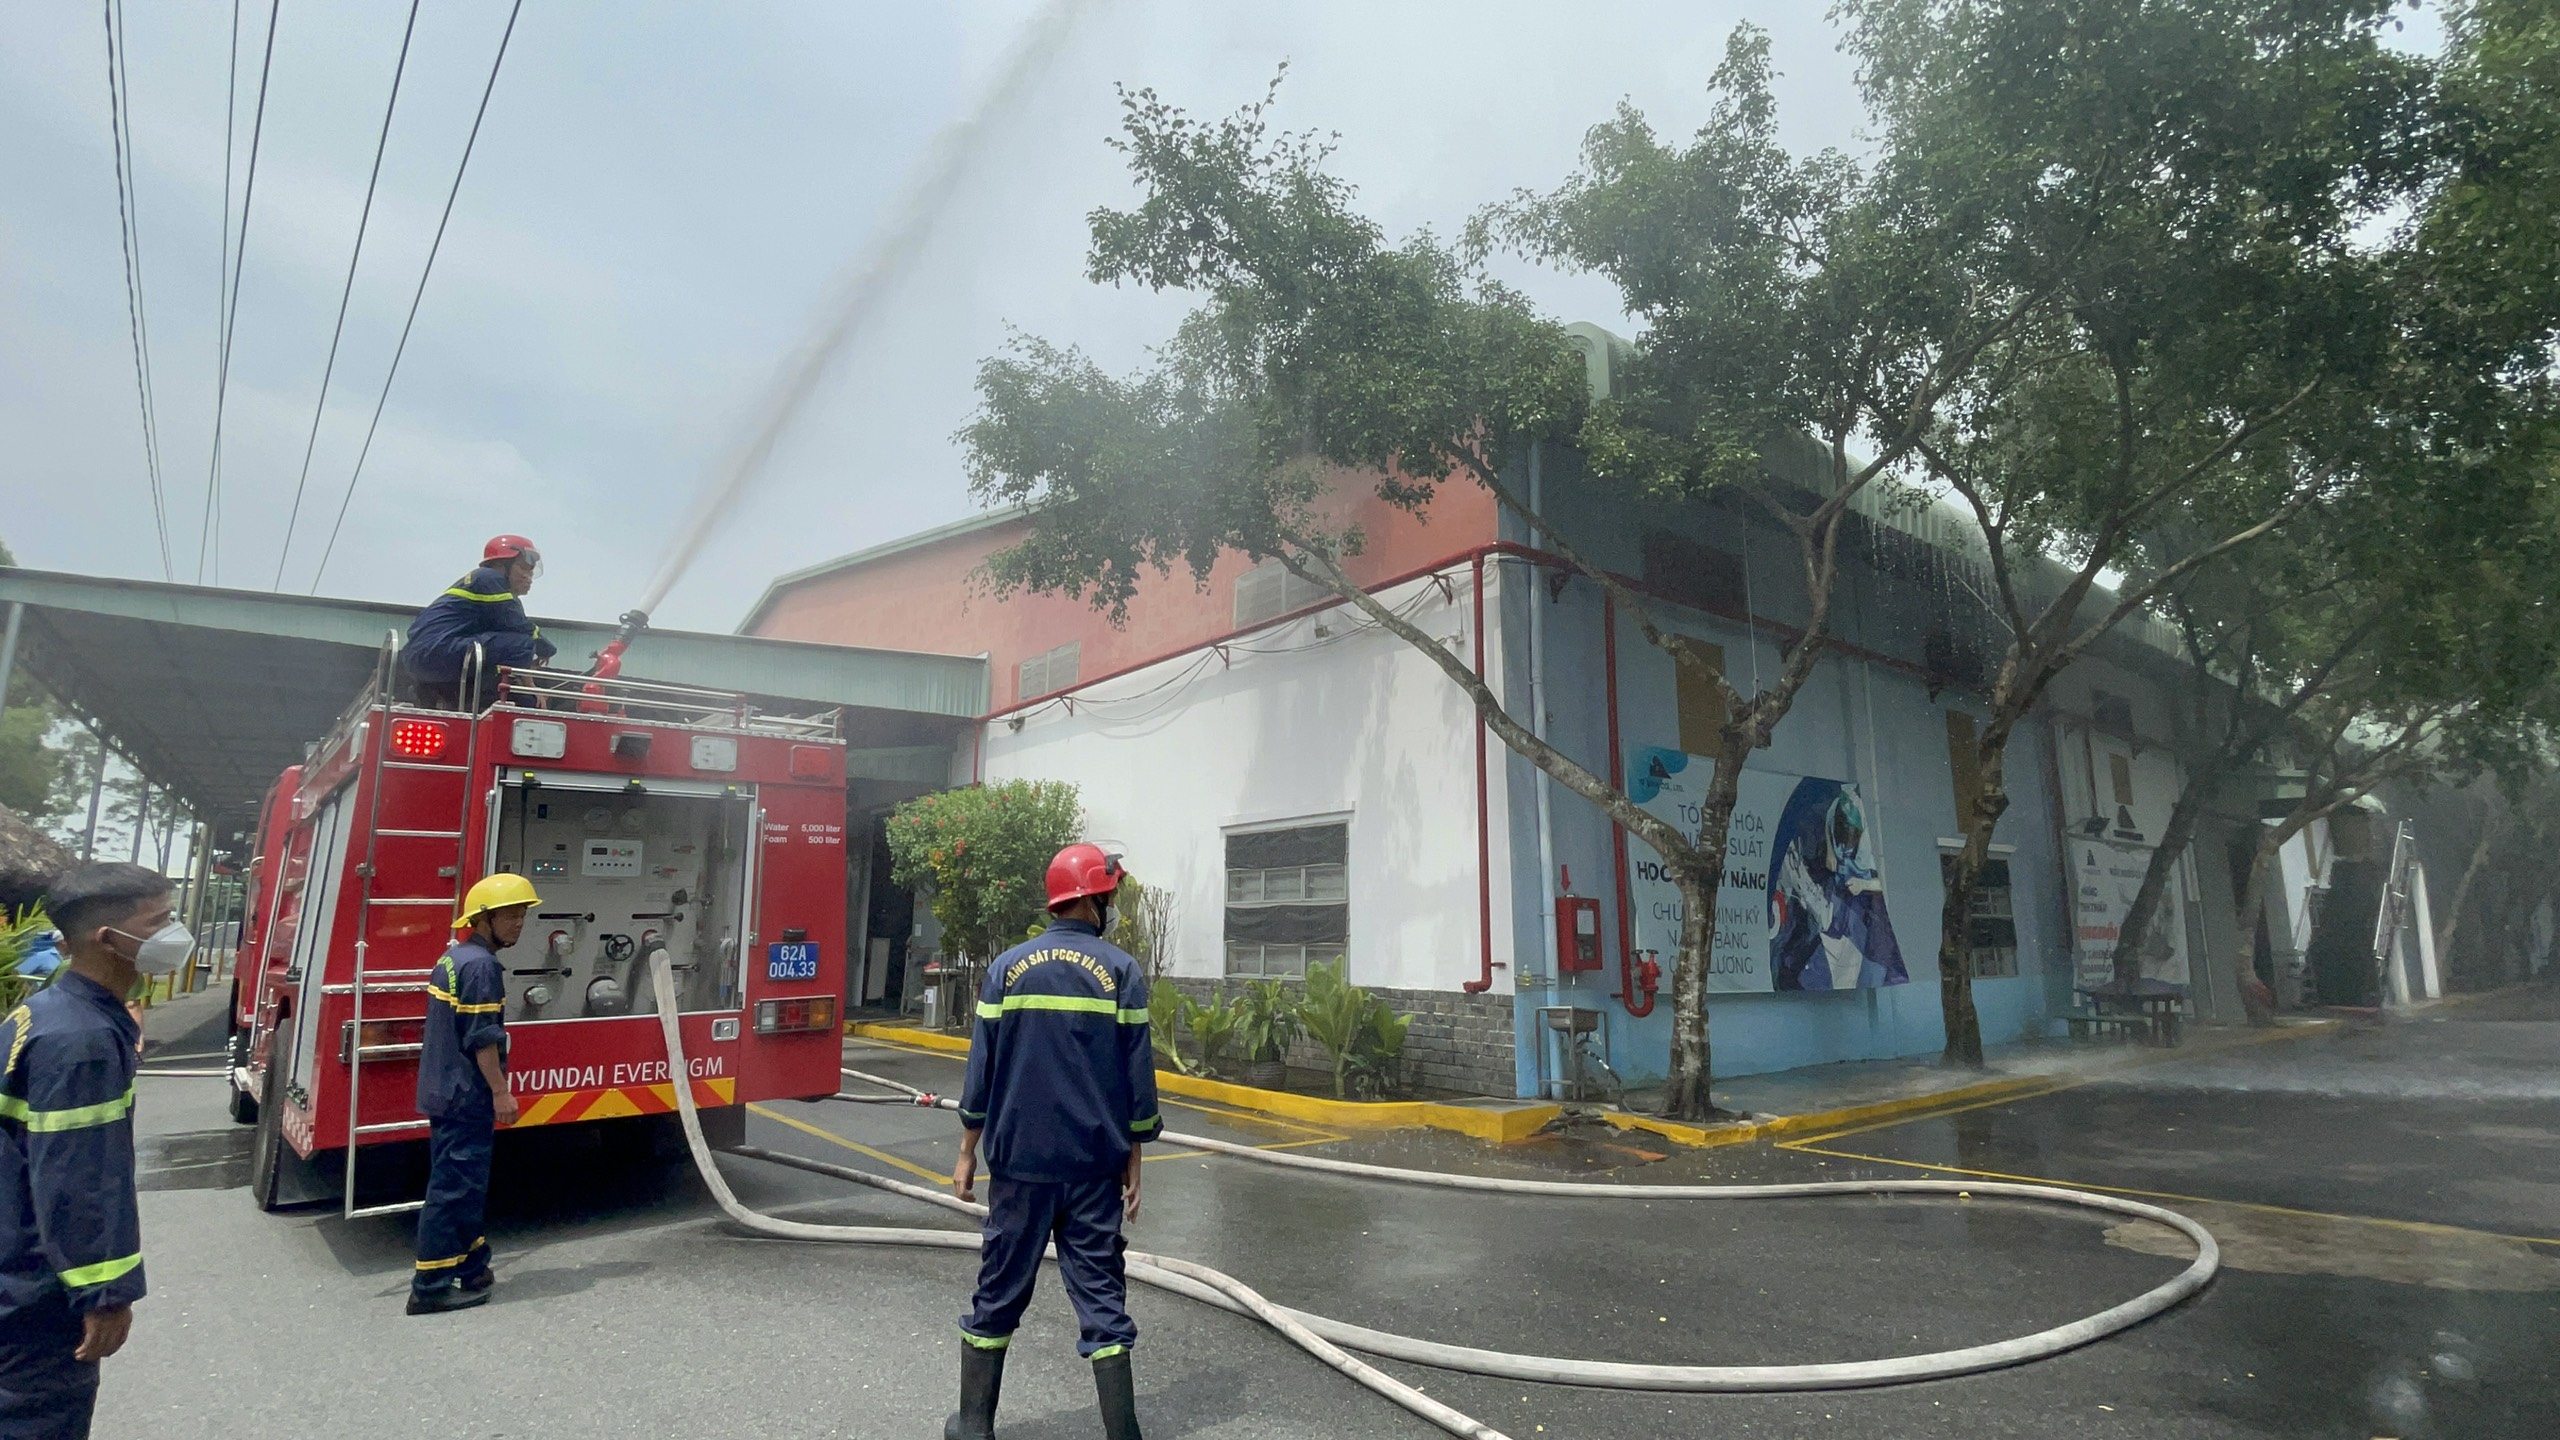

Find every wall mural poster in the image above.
[1625,747,1911,994]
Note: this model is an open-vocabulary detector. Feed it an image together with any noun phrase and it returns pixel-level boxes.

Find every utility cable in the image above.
[271,0,419,589]
[210,0,238,579]
[101,0,174,581]
[308,0,522,596]
[649,960,2220,1438]
[199,0,280,587]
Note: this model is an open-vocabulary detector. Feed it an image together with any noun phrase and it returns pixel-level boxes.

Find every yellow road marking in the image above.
[748,1103,954,1185]
[1778,1134,2560,1249]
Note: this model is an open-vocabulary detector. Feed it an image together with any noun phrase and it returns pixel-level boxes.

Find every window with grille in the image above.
[1233,560,1332,629]
[1016,641,1081,702]
[1224,821,1348,978]
[1940,854,2019,978]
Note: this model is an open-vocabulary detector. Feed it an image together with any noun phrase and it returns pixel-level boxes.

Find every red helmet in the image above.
[1045,843,1127,911]
[482,534,543,575]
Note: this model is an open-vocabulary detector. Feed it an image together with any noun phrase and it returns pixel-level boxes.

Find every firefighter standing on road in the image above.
[405,535,557,709]
[946,844,1160,1440]
[1,863,186,1438]
[408,874,533,1315]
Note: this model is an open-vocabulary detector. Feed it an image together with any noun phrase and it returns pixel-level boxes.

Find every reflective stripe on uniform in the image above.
[440,587,517,602]
[0,1085,135,1132]
[1128,1115,1161,1136]
[978,994,1122,1019]
[958,1328,1010,1350]
[415,1250,473,1271]
[1115,1008,1148,1024]
[59,1252,141,1288]
[426,985,504,1015]
[1088,1344,1128,1361]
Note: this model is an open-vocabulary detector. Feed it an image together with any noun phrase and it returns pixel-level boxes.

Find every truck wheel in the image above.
[248,1030,292,1212]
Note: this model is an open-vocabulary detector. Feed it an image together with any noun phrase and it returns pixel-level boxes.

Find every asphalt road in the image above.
[97,985,2560,1438]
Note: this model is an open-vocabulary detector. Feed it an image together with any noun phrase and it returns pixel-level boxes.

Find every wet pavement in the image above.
[100,983,2560,1437]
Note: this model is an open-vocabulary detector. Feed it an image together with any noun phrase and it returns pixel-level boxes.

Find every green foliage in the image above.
[0,908,52,1012]
[883,781,1083,963]
[1297,957,1410,1100]
[1162,983,1239,1076]
[1232,978,1300,1064]
[960,73,1589,621]
[0,703,70,825]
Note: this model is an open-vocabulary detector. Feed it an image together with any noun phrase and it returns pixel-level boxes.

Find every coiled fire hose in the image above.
[651,956,2217,1440]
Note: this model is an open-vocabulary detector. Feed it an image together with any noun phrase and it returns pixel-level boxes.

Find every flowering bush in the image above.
[884,781,1083,963]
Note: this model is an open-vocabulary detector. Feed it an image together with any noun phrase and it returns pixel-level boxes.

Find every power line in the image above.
[310,0,523,595]
[272,0,419,589]
[211,0,238,585]
[102,0,173,580]
[198,0,279,587]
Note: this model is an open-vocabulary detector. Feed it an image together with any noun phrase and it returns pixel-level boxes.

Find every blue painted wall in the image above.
[1499,444,2083,1093]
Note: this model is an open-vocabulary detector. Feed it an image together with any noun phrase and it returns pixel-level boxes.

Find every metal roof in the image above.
[0,567,987,841]
[735,508,1022,634]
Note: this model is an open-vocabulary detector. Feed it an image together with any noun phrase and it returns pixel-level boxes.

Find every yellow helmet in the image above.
[455,872,542,927]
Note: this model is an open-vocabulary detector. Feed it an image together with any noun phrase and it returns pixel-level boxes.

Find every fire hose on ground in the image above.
[652,955,2218,1440]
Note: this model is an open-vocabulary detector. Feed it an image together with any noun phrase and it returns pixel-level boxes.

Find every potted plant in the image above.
[1234,979,1299,1090]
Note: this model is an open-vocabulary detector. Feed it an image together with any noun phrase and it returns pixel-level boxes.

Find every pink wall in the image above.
[746,473,1497,707]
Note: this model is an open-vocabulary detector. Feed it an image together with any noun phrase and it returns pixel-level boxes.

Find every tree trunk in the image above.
[2435,821,2496,982]
[1662,864,1720,1120]
[1937,730,2010,1067]
[2228,828,2284,1025]
[2112,753,2224,992]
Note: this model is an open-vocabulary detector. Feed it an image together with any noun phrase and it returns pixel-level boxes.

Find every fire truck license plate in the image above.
[765,942,820,981]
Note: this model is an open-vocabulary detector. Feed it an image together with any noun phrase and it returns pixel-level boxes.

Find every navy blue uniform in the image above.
[957,918,1159,1357]
[0,972,144,1439]
[412,940,507,1297]
[405,565,555,684]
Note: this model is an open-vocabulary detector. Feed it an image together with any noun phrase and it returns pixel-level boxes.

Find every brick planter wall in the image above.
[1158,977,1516,1098]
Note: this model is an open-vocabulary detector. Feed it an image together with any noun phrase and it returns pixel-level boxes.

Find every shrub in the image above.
[884,781,1082,963]
[1234,979,1300,1066]
[1299,957,1411,1099]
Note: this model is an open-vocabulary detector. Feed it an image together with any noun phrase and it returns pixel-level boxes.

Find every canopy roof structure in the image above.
[0,568,988,846]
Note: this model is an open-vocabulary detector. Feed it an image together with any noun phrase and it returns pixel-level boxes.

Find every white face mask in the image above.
[109,921,195,976]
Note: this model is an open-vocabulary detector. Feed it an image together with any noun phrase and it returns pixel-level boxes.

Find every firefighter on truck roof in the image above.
[946,844,1161,1440]
[2,863,188,1439]
[404,535,557,709]
[408,874,533,1315]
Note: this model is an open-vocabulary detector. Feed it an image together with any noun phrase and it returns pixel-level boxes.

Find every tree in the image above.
[884,780,1084,966]
[2109,434,2560,1019]
[0,536,72,826]
[1815,0,2508,1063]
[963,47,2025,1118]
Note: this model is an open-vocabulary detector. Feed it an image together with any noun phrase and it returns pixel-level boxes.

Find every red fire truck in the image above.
[224,641,849,1216]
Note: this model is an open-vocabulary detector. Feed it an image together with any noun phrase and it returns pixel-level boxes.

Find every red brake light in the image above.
[390,719,448,759]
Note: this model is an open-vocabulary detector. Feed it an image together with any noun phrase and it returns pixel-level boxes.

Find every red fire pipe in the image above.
[1604,593,1654,1016]
[1465,551,1497,994]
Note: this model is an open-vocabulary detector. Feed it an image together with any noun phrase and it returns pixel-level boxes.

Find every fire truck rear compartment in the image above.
[490,780,751,1022]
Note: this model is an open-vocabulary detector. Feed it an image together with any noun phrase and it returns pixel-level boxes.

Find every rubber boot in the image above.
[943,1339,1004,1440]
[1093,1349,1141,1440]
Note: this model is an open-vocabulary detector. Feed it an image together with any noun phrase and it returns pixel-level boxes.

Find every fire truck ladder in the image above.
[341,640,488,1220]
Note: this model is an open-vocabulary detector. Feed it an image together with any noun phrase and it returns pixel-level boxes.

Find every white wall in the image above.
[976,574,1495,993]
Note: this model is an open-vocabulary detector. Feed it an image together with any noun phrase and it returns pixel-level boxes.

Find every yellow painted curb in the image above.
[849,1023,1561,1143]
[851,1015,2344,1152]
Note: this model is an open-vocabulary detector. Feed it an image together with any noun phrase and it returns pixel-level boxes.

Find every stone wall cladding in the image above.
[1158,976,1516,1097]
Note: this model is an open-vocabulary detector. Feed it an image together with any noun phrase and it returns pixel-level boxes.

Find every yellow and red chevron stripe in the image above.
[513,1076,736,1128]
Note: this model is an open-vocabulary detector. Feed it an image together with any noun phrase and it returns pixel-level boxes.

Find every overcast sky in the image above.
[0,1,2437,642]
